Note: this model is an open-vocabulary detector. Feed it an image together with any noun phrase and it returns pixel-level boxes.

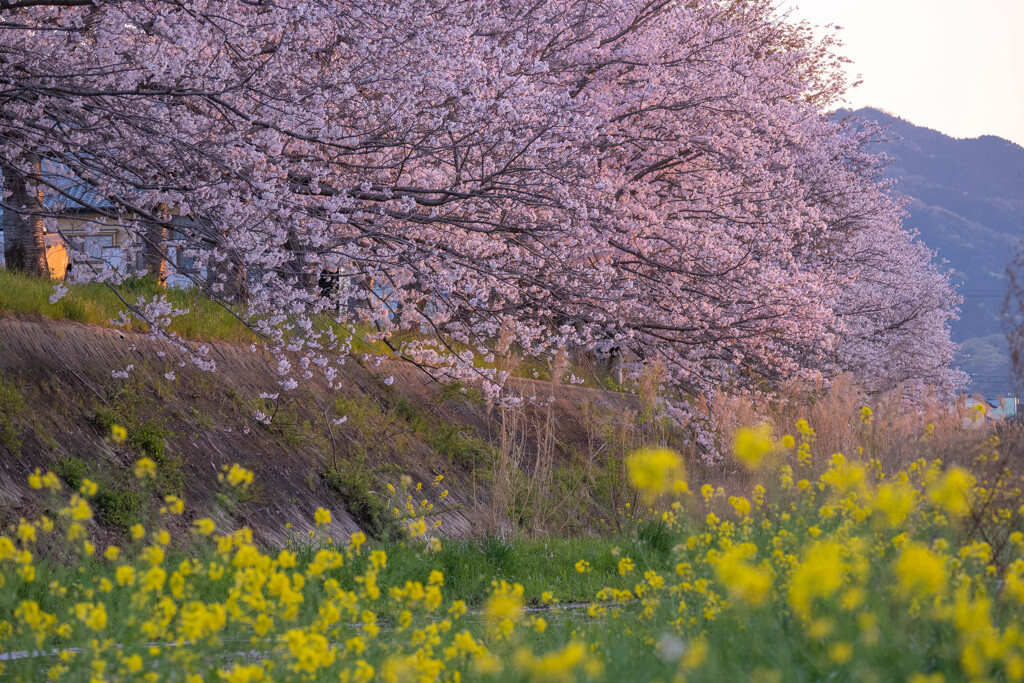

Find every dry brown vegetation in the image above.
[2,312,1020,548]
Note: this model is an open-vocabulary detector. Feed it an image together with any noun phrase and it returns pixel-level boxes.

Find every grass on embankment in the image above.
[0,269,253,343]
[289,529,676,607]
[0,270,624,389]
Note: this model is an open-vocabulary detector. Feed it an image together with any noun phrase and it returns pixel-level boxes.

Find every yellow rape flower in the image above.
[700,484,714,502]
[134,457,157,479]
[626,447,686,500]
[123,654,143,674]
[116,565,136,587]
[733,424,774,469]
[788,541,848,617]
[958,540,992,563]
[370,550,387,570]
[219,464,255,488]
[28,468,44,490]
[193,518,216,536]
[927,468,975,517]
[161,495,185,515]
[110,424,128,444]
[485,580,523,639]
[908,675,945,683]
[872,481,916,527]
[348,531,366,553]
[820,453,866,493]
[406,517,427,538]
[514,640,598,681]
[141,545,165,566]
[895,543,947,599]
[729,496,752,518]
[61,495,93,522]
[712,544,772,607]
[448,600,468,619]
[828,642,853,664]
[16,519,35,545]
[682,637,708,670]
[217,663,266,682]
[73,602,107,631]
[140,567,167,593]
[314,507,332,527]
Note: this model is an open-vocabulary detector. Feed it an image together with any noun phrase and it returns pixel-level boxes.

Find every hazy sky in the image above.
[778,0,1024,147]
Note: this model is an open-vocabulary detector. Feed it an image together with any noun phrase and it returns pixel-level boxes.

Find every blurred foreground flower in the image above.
[219,464,255,488]
[927,467,976,517]
[134,457,157,480]
[627,448,685,500]
[733,424,774,469]
[110,424,127,444]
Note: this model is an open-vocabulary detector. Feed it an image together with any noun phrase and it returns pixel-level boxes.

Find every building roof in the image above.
[0,164,115,230]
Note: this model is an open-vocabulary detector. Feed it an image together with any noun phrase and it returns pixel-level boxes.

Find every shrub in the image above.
[91,407,118,434]
[378,386,494,469]
[129,422,170,460]
[55,456,89,489]
[93,487,142,530]
[324,460,403,542]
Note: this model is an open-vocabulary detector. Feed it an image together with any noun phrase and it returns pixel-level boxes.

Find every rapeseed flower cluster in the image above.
[3,411,1024,681]
[625,447,684,500]
[732,423,776,469]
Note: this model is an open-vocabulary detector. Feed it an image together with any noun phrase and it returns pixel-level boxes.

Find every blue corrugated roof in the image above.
[0,165,113,228]
[45,175,114,212]
[40,160,115,212]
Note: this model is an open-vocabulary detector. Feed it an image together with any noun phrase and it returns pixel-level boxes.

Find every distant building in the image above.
[962,395,1018,427]
[0,172,195,285]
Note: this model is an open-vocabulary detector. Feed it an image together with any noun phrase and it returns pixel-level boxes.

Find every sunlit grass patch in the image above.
[0,271,631,391]
[0,270,252,343]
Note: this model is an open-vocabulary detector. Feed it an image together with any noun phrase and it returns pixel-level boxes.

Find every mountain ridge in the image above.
[837,107,1024,396]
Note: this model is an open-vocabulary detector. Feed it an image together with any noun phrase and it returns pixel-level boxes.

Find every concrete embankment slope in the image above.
[0,315,640,546]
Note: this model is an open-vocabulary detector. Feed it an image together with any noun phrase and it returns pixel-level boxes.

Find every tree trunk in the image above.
[2,156,49,277]
[204,234,248,304]
[284,230,318,294]
[219,253,249,303]
[205,253,248,304]
[142,203,169,287]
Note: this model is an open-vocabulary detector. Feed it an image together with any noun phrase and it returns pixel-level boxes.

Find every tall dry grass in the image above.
[482,362,1019,536]
[708,373,1016,485]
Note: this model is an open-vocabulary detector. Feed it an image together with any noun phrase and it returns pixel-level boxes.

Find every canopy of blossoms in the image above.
[0,0,965,434]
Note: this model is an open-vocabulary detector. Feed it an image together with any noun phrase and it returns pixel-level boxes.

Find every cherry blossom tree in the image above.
[0,0,964,437]
[795,115,967,395]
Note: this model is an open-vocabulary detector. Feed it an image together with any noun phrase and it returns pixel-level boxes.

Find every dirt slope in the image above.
[0,315,644,546]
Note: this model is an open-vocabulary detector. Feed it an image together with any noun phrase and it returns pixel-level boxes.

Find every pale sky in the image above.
[778,0,1024,147]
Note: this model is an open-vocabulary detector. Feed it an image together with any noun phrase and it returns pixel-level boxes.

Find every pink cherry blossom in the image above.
[0,0,963,446]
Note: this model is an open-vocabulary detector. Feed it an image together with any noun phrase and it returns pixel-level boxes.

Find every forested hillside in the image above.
[841,107,1024,396]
